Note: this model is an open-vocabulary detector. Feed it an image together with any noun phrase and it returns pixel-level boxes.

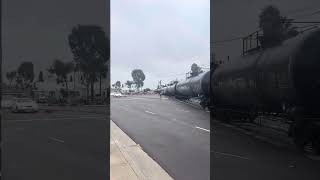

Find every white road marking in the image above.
[170,119,210,135]
[175,108,190,113]
[305,155,320,161]
[49,137,65,143]
[213,151,251,160]
[145,111,156,115]
[195,126,210,133]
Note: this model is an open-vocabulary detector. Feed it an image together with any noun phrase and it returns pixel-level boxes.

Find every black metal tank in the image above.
[163,85,176,96]
[212,29,320,114]
[175,71,210,98]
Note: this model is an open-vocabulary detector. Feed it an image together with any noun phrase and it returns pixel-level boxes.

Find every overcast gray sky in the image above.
[111,0,210,89]
[5,1,317,89]
[213,0,320,62]
[2,0,109,82]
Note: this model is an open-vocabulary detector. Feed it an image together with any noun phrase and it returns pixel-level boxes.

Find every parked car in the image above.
[37,94,47,103]
[113,92,123,97]
[11,98,39,113]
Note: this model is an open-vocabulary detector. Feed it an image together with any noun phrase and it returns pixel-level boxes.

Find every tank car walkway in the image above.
[111,95,210,180]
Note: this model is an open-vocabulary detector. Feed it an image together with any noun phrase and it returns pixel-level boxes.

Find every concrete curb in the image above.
[111,121,173,180]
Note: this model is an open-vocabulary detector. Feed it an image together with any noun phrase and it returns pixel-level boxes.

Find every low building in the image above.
[36,71,109,100]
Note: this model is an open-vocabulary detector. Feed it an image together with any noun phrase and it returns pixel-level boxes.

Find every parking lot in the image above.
[2,105,109,180]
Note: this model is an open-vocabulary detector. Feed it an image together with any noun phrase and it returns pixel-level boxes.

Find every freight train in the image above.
[162,28,320,153]
[162,71,210,108]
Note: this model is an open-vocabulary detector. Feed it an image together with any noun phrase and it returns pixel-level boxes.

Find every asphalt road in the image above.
[112,95,320,180]
[111,95,211,180]
[212,117,320,180]
[2,106,109,180]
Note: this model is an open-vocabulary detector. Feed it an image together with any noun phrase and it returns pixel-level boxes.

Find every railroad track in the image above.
[167,96,320,160]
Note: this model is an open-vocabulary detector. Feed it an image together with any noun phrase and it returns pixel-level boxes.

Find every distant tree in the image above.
[6,71,17,86]
[125,80,134,90]
[115,81,121,89]
[48,59,74,96]
[17,61,34,89]
[38,71,44,82]
[190,63,203,77]
[131,69,145,91]
[259,5,298,48]
[68,25,109,101]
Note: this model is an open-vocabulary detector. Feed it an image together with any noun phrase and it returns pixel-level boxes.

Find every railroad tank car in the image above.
[161,71,211,107]
[175,71,210,99]
[211,29,320,152]
[163,85,176,96]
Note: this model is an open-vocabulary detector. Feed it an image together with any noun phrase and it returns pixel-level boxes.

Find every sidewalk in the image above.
[110,121,173,180]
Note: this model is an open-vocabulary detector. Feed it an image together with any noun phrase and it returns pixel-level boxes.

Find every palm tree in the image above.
[68,25,109,101]
[125,80,134,91]
[99,65,107,96]
[48,59,74,96]
[6,71,17,87]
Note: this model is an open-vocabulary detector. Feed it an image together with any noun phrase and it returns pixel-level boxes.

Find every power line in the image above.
[211,37,244,44]
[290,9,320,19]
[213,21,320,45]
[289,21,320,23]
[212,6,320,46]
[286,6,320,16]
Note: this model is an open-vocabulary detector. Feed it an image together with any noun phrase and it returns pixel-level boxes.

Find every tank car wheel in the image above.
[300,135,320,155]
[200,102,206,109]
[292,122,317,154]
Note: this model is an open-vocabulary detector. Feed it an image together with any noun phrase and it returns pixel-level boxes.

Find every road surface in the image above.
[112,95,320,180]
[2,106,109,180]
[212,117,320,180]
[111,95,210,180]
